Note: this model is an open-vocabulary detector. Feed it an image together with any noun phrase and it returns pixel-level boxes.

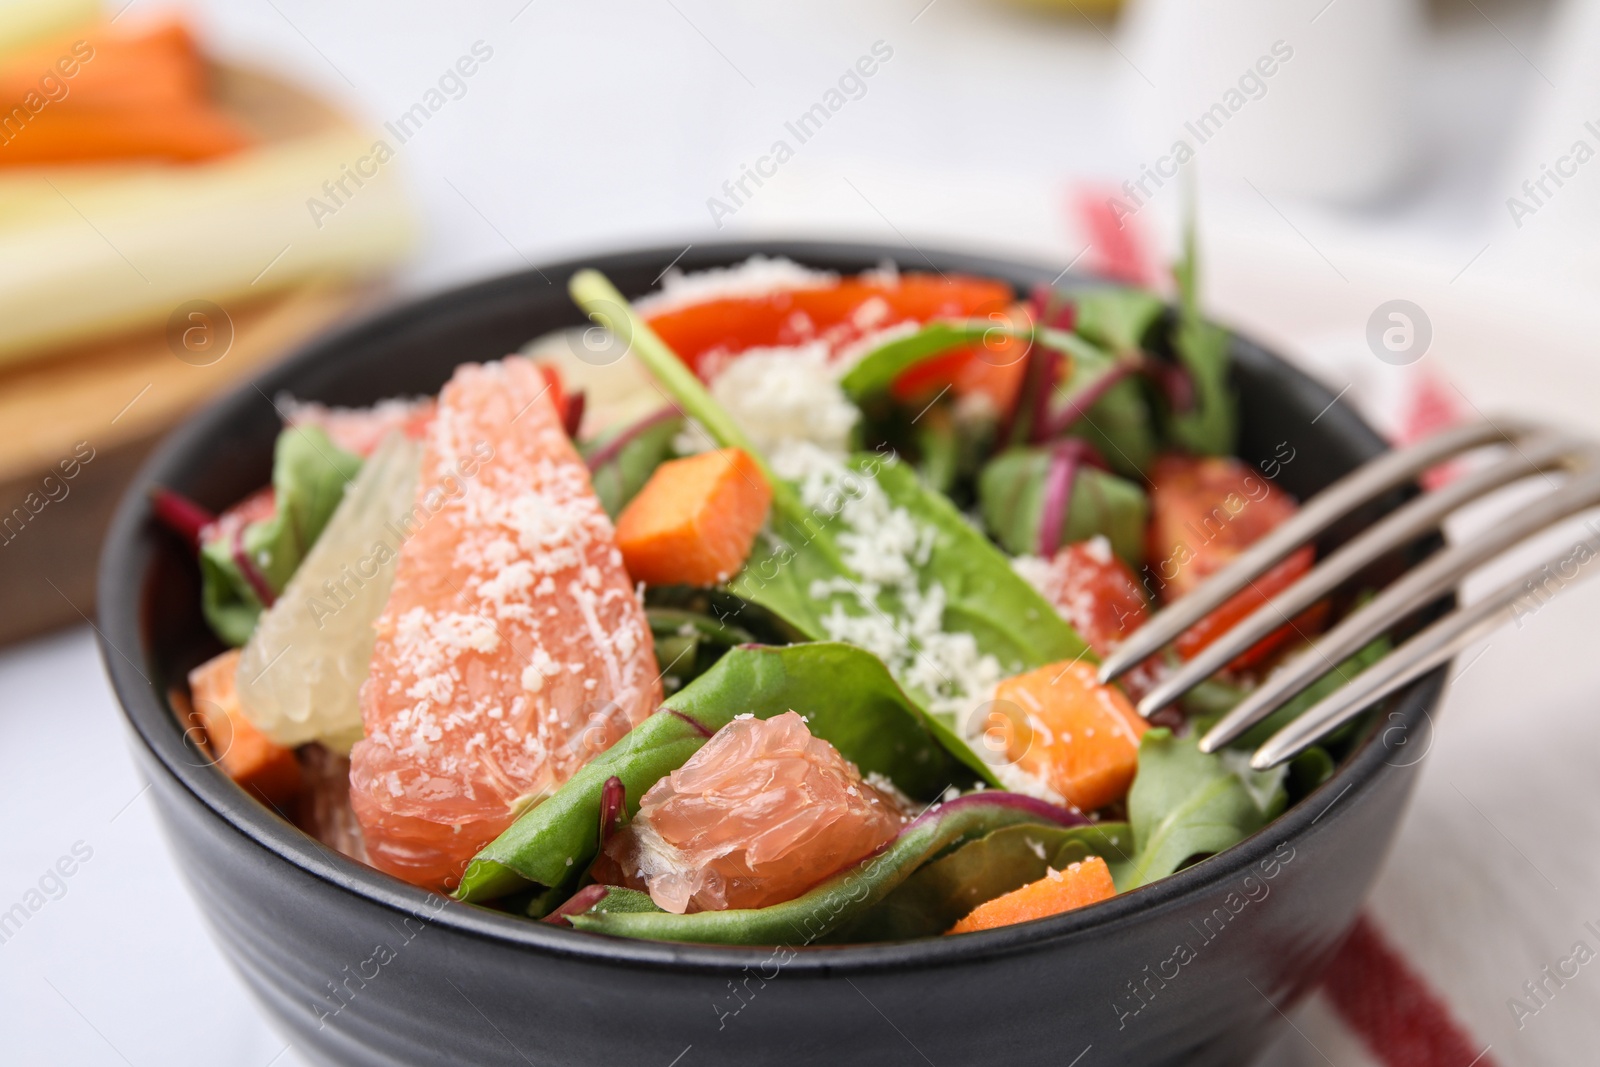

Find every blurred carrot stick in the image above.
[0,103,251,164]
[0,19,209,108]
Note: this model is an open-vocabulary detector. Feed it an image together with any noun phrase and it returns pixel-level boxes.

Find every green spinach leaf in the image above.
[582,410,683,518]
[1111,728,1285,890]
[977,446,1148,565]
[1072,287,1165,355]
[732,453,1091,782]
[839,322,1077,403]
[838,322,996,402]
[646,605,752,694]
[199,425,362,646]
[1037,332,1157,477]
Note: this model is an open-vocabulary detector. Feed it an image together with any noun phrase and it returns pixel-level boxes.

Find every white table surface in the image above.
[4,1,1591,1065]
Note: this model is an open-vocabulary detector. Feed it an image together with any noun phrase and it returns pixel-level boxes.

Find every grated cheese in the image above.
[635,256,837,315]
[769,441,1004,718]
[681,343,860,458]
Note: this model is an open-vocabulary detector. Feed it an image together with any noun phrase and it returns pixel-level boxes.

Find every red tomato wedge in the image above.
[1173,546,1327,671]
[889,337,1030,413]
[1024,541,1162,702]
[1031,541,1149,659]
[1145,454,1299,601]
[1146,454,1324,670]
[644,274,1012,378]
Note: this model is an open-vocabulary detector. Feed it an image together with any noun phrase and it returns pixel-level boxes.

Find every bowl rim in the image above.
[96,237,1440,976]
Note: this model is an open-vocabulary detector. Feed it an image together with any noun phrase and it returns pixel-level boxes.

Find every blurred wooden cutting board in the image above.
[0,280,366,646]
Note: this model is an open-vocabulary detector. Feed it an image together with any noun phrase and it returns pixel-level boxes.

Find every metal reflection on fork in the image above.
[1095,418,1600,770]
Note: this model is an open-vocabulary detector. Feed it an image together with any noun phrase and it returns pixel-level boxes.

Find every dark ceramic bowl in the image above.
[98,241,1439,1067]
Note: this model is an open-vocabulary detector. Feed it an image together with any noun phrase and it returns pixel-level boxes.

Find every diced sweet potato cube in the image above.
[187,649,302,808]
[998,659,1147,812]
[948,856,1117,933]
[615,448,772,586]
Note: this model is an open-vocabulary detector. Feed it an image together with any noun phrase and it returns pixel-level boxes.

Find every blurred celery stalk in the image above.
[0,127,413,365]
[0,0,98,57]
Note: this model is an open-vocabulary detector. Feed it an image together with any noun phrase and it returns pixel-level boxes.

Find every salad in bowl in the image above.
[155,240,1378,948]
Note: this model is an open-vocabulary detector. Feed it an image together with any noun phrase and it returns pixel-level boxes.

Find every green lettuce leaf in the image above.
[455,642,967,904]
[838,322,999,402]
[1111,729,1285,890]
[199,425,362,646]
[976,446,1149,565]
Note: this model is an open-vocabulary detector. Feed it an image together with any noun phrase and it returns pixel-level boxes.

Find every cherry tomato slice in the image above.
[1145,453,1299,602]
[1145,454,1326,672]
[645,274,1012,378]
[1038,541,1149,657]
[1173,546,1327,671]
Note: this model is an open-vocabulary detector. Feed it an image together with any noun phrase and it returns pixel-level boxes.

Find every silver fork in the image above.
[1096,419,1600,769]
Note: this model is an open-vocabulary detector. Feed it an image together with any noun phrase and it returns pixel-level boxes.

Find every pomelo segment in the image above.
[350,357,662,890]
[285,396,435,457]
[237,433,423,754]
[598,712,904,914]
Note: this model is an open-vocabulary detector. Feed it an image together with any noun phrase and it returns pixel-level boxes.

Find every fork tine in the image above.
[1247,526,1600,768]
[1136,433,1582,717]
[1195,465,1600,752]
[1099,418,1532,683]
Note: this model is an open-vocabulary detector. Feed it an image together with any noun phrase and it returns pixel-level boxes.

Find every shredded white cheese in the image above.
[635,256,837,314]
[770,441,1004,718]
[681,343,860,458]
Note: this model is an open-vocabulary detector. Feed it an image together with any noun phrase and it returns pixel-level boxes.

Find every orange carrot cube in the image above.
[187,649,302,809]
[615,448,772,586]
[996,659,1147,812]
[948,856,1117,933]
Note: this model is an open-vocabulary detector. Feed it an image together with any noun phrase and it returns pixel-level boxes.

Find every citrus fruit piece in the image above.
[236,433,423,754]
[285,396,435,457]
[186,648,303,808]
[599,711,904,914]
[350,357,662,891]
